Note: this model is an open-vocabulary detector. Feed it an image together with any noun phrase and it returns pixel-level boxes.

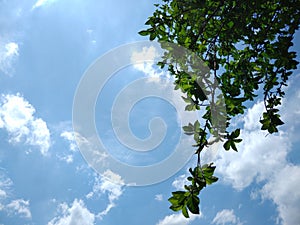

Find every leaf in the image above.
[150,32,156,41]
[223,141,231,151]
[230,141,238,152]
[170,204,182,212]
[168,196,179,205]
[138,30,150,36]
[183,123,194,135]
[182,206,189,218]
[194,120,200,132]
[232,129,240,138]
[186,195,200,214]
[205,176,218,185]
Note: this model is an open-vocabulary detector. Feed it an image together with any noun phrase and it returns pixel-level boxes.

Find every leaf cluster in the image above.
[168,163,218,218]
[139,0,300,217]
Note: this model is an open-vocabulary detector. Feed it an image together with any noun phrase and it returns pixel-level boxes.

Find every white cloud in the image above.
[86,171,124,219]
[57,154,73,164]
[260,165,300,225]
[0,172,32,220]
[48,199,95,225]
[212,209,242,225]
[0,93,51,155]
[156,213,201,225]
[0,189,6,198]
[0,172,13,200]
[0,41,19,76]
[130,46,169,80]
[155,194,163,201]
[61,131,77,152]
[216,101,290,190]
[6,199,32,219]
[215,76,300,225]
[32,0,58,9]
[172,174,189,191]
[57,131,78,163]
[131,46,158,64]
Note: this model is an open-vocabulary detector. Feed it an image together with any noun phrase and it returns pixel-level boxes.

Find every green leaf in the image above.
[186,195,200,214]
[223,141,231,151]
[182,206,189,218]
[183,123,194,135]
[138,30,150,36]
[194,120,200,132]
[168,196,179,205]
[230,141,238,152]
[232,129,240,138]
[205,176,218,185]
[149,32,156,41]
[170,204,182,212]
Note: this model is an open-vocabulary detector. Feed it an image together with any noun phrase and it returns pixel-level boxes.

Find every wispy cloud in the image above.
[156,213,201,225]
[130,46,170,80]
[172,174,189,191]
[6,199,32,219]
[0,93,51,155]
[48,199,95,225]
[86,170,124,219]
[212,209,243,225]
[32,0,58,10]
[0,172,32,219]
[155,194,163,201]
[57,131,78,163]
[0,172,13,201]
[0,41,19,76]
[60,131,77,152]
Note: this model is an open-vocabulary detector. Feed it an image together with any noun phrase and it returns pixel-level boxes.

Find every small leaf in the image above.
[182,206,189,218]
[232,129,240,138]
[170,205,182,212]
[168,196,179,205]
[230,141,238,151]
[150,33,156,40]
[186,195,200,214]
[138,30,150,36]
[194,120,200,132]
[223,141,231,150]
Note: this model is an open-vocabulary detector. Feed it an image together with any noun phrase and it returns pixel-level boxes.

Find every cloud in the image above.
[48,199,95,225]
[0,93,51,155]
[216,101,290,190]
[32,0,58,9]
[86,170,124,219]
[0,41,19,76]
[0,172,13,200]
[130,46,170,80]
[57,131,78,163]
[57,154,74,164]
[155,194,163,201]
[0,171,32,220]
[260,165,300,225]
[212,209,242,225]
[215,76,300,225]
[156,213,201,225]
[6,199,32,219]
[61,131,77,152]
[172,174,189,191]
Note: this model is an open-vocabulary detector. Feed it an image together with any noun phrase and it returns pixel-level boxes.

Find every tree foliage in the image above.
[139,0,300,218]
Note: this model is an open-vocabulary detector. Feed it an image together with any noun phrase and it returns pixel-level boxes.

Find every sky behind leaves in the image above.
[0,1,300,225]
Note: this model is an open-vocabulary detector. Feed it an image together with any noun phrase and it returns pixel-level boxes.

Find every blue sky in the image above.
[0,0,300,225]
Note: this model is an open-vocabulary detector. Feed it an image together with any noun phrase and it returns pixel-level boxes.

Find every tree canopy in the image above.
[139,0,300,218]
